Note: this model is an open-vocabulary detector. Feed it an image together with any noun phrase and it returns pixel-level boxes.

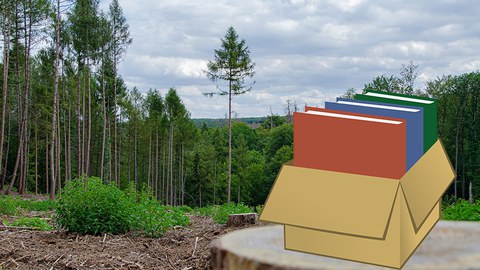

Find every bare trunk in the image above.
[454,115,461,198]
[213,158,217,204]
[169,123,173,205]
[50,0,61,200]
[100,62,106,181]
[34,128,38,194]
[5,6,31,195]
[81,65,86,174]
[113,59,118,186]
[86,59,91,175]
[227,79,232,203]
[0,1,12,180]
[162,140,166,203]
[2,112,11,190]
[469,181,473,204]
[77,69,81,178]
[147,132,151,188]
[45,134,49,194]
[134,123,138,188]
[155,130,159,198]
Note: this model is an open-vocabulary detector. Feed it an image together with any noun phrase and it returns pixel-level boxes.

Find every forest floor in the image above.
[0,207,259,269]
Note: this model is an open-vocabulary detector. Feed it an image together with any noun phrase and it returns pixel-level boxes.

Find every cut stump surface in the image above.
[211,221,480,270]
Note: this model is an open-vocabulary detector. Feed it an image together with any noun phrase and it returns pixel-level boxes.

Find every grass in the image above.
[195,202,253,224]
[4,217,53,231]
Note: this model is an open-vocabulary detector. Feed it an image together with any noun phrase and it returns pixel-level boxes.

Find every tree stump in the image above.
[226,213,258,227]
[211,221,480,270]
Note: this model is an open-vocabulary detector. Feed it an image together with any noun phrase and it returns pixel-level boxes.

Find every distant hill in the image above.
[192,117,267,128]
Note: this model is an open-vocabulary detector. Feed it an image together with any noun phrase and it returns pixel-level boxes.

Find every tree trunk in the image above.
[113,60,118,186]
[50,0,61,200]
[5,5,31,195]
[162,140,166,203]
[169,123,174,206]
[133,125,138,187]
[82,66,86,174]
[227,79,232,203]
[1,112,11,191]
[214,158,217,204]
[86,60,91,175]
[77,69,81,178]
[155,130,159,198]
[0,0,12,181]
[147,131,152,189]
[35,128,38,194]
[100,62,106,181]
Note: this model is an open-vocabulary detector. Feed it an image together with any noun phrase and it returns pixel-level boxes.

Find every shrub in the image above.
[0,196,19,216]
[6,217,53,231]
[196,203,253,224]
[56,177,133,235]
[442,199,480,221]
[56,179,190,237]
[129,187,190,237]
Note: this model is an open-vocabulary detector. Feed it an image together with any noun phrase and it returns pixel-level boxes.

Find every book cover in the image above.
[355,91,437,153]
[325,98,423,170]
[294,108,406,179]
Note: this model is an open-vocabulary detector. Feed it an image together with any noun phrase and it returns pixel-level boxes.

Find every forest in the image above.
[0,0,479,210]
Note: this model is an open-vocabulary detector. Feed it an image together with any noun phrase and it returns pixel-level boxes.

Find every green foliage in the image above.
[128,186,190,237]
[16,199,57,212]
[0,196,19,216]
[56,177,133,235]
[0,196,56,215]
[6,217,53,231]
[56,178,190,237]
[195,203,253,224]
[442,199,480,221]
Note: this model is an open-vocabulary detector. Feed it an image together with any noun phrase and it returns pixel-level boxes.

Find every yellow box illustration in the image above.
[260,139,455,269]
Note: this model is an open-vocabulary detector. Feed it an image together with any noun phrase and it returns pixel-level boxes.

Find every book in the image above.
[325,98,423,170]
[355,91,437,152]
[294,107,406,179]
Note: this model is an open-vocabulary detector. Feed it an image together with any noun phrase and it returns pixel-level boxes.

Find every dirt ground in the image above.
[0,215,258,270]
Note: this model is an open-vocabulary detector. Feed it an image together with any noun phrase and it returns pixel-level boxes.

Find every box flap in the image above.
[260,164,399,239]
[400,139,455,231]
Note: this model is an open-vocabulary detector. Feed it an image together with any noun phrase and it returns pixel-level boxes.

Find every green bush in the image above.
[6,217,53,231]
[442,199,480,221]
[56,177,133,235]
[56,178,190,237]
[0,196,19,215]
[128,187,190,237]
[196,203,253,224]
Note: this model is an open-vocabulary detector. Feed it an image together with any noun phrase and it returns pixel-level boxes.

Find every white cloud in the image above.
[113,0,480,118]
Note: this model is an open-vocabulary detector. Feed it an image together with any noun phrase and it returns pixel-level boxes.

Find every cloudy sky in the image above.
[108,0,480,118]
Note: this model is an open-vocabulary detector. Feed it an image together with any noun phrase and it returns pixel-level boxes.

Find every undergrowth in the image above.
[55,177,190,236]
[195,203,253,224]
[5,217,53,231]
[442,199,480,221]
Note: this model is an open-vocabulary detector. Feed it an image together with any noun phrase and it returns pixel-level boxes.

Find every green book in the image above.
[355,90,437,153]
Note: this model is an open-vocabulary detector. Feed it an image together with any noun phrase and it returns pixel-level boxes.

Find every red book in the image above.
[294,107,406,179]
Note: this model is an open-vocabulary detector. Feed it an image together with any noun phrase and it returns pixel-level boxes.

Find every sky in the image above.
[108,0,480,118]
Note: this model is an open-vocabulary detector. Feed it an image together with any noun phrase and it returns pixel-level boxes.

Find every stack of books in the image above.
[260,90,455,269]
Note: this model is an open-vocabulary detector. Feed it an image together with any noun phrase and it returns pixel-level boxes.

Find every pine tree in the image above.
[204,27,255,203]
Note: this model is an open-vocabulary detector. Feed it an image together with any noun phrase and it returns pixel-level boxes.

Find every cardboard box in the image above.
[259,139,455,269]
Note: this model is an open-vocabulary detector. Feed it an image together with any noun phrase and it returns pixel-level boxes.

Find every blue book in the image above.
[325,98,424,171]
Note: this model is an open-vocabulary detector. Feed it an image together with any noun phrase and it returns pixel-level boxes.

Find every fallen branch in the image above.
[0,225,46,231]
[192,237,199,257]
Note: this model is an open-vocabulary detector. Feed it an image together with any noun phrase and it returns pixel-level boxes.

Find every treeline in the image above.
[0,0,133,198]
[0,0,295,206]
[357,63,480,203]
